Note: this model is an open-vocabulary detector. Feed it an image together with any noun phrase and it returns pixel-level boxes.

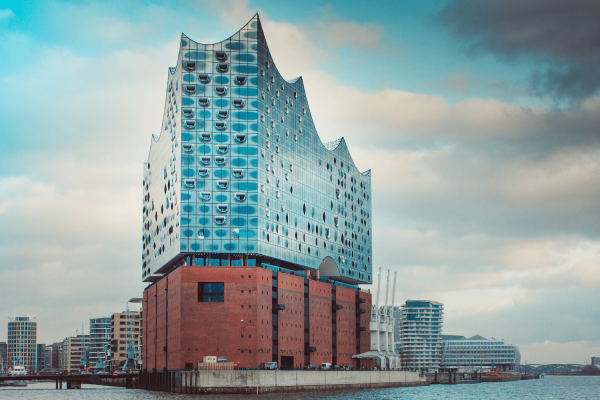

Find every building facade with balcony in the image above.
[396,300,444,372]
[440,334,521,371]
[142,14,373,371]
[89,317,112,370]
[60,335,89,374]
[108,312,140,371]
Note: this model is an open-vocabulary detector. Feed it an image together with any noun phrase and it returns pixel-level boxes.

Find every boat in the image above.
[1,365,29,387]
[10,366,28,376]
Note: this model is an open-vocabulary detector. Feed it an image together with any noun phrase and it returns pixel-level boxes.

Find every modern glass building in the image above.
[142,13,372,285]
[89,317,112,370]
[7,314,38,373]
[396,301,444,372]
[440,334,521,371]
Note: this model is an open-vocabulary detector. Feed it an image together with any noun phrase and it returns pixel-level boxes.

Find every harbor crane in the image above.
[122,298,142,373]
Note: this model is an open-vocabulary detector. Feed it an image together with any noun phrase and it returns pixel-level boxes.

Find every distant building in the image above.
[50,342,62,370]
[440,334,521,371]
[0,342,7,373]
[108,311,140,371]
[7,314,38,373]
[89,317,112,370]
[43,346,53,372]
[36,343,46,372]
[592,357,600,368]
[396,300,444,372]
[60,335,89,374]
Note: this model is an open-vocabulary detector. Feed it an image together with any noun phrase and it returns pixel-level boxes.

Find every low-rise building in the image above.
[60,335,89,374]
[440,334,521,371]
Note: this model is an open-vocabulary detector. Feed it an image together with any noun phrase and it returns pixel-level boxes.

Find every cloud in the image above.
[439,0,600,100]
[439,70,531,100]
[519,340,600,365]
[311,10,383,50]
[0,9,14,20]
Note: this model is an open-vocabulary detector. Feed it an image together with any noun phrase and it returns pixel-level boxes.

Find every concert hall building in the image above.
[141,14,373,371]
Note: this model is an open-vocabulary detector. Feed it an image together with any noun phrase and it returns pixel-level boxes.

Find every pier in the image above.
[0,373,138,389]
[138,370,429,394]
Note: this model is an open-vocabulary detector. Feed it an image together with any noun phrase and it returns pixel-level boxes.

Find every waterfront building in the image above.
[89,317,112,370]
[592,357,599,368]
[440,334,521,371]
[142,12,372,286]
[50,342,62,370]
[60,335,89,374]
[107,312,140,371]
[0,342,7,373]
[43,346,53,372]
[142,14,373,371]
[396,301,444,372]
[393,307,401,344]
[36,343,46,372]
[7,314,37,373]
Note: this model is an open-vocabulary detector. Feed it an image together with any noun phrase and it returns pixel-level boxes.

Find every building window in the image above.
[198,282,224,302]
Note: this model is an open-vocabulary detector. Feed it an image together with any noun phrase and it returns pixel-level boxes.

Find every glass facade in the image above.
[142,14,372,285]
[198,282,225,302]
[440,336,521,371]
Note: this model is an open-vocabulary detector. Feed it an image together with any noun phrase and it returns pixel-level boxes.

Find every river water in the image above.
[1,376,598,399]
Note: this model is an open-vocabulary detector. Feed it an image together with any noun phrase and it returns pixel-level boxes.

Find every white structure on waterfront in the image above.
[89,317,112,370]
[397,300,444,372]
[7,314,38,373]
[353,268,400,369]
[440,334,521,371]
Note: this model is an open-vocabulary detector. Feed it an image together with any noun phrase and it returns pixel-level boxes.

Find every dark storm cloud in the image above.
[439,0,600,100]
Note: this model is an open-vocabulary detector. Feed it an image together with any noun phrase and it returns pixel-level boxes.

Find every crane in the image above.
[122,298,142,372]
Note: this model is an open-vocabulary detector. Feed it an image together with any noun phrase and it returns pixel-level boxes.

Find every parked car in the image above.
[308,365,317,370]
[265,362,278,370]
[321,363,332,370]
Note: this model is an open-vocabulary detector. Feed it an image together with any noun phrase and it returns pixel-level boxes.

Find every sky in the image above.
[0,0,599,365]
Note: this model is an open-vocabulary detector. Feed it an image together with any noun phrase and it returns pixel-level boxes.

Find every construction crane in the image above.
[79,322,91,373]
[122,298,142,372]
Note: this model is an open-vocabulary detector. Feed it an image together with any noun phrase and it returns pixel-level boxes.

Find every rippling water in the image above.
[1,376,598,399]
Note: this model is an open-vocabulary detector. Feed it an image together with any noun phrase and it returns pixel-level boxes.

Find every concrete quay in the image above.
[138,370,429,394]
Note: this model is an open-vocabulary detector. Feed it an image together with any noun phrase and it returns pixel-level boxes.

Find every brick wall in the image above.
[143,266,371,371]
[308,280,332,366]
[334,287,357,367]
[276,273,305,369]
[358,290,373,369]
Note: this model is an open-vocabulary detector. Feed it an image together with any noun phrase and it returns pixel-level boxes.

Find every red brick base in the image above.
[142,265,371,371]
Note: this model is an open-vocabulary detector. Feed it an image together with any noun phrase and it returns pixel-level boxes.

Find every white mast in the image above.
[384,269,390,311]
